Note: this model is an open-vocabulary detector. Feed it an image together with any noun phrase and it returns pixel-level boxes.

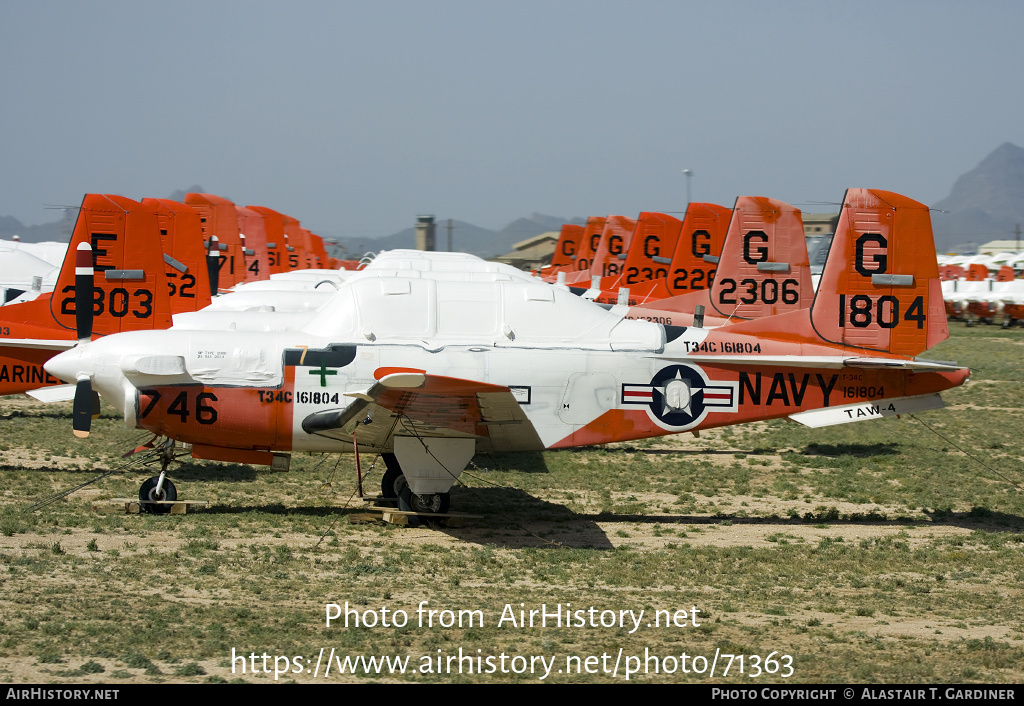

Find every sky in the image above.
[1,0,1022,241]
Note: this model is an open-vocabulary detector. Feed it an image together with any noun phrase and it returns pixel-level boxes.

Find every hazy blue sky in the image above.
[1,1,1021,240]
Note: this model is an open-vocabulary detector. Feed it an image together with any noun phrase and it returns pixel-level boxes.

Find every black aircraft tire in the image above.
[396,482,421,527]
[139,476,177,515]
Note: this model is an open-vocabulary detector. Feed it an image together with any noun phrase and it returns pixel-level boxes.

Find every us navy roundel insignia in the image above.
[622,363,738,430]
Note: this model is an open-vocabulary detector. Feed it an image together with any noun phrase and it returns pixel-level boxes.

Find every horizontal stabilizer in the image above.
[665,355,964,371]
[841,357,963,372]
[788,393,944,428]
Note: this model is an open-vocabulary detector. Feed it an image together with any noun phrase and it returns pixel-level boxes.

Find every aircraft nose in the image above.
[44,345,90,383]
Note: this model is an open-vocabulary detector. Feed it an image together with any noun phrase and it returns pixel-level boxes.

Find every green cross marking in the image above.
[309,363,337,387]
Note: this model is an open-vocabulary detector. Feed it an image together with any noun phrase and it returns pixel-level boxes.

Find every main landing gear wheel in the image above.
[379,453,451,518]
[390,472,450,517]
[409,491,450,515]
[139,476,177,514]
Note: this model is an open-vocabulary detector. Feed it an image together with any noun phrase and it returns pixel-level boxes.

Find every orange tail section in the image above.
[142,198,213,314]
[939,264,965,280]
[664,202,732,297]
[246,206,288,274]
[966,263,988,281]
[0,194,173,396]
[545,224,585,274]
[629,203,731,302]
[590,212,683,303]
[586,215,637,282]
[282,214,308,270]
[308,231,330,269]
[235,206,272,282]
[299,227,324,269]
[185,193,248,288]
[620,212,683,286]
[707,196,812,321]
[808,188,946,356]
[49,194,172,336]
[623,203,732,311]
[561,217,607,282]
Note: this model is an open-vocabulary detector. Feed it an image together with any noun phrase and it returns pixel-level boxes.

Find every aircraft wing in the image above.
[301,371,544,453]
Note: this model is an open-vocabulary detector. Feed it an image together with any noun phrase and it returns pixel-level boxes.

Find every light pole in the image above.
[682,169,693,211]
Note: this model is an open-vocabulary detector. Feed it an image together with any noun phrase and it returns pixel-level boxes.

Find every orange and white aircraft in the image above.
[44,189,967,516]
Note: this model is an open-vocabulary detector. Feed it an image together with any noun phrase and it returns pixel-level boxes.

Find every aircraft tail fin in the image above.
[235,206,272,283]
[708,196,812,321]
[561,217,607,282]
[966,263,988,281]
[246,205,288,275]
[186,193,246,288]
[49,194,172,336]
[143,198,213,314]
[808,188,946,357]
[584,215,636,282]
[664,203,731,297]
[546,224,585,273]
[590,212,682,299]
[940,264,965,280]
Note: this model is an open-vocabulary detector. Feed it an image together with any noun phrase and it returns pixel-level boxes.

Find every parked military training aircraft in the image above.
[43,189,968,516]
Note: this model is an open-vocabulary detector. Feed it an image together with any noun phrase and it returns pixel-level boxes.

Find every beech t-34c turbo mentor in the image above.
[44,189,969,515]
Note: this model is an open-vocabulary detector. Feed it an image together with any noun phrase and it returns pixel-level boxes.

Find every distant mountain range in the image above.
[931,142,1024,252]
[0,210,76,242]
[7,148,1024,255]
[328,214,586,260]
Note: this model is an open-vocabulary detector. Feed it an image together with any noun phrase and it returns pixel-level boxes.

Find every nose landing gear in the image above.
[139,474,177,514]
[138,438,179,514]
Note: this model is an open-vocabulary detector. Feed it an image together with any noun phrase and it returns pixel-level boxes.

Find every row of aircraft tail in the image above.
[5,188,968,519]
[0,193,356,397]
[539,199,814,328]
